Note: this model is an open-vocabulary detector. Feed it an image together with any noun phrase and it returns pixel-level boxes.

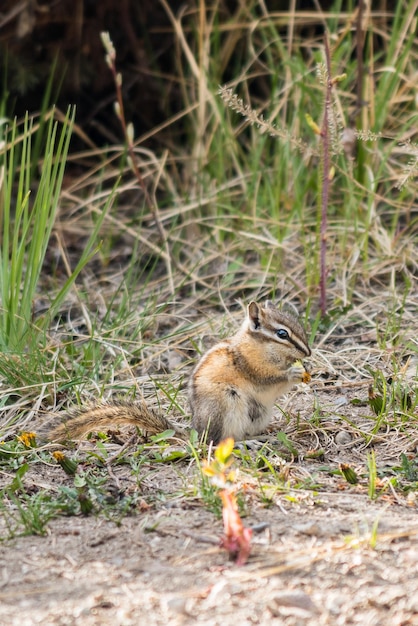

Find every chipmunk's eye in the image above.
[276,328,289,339]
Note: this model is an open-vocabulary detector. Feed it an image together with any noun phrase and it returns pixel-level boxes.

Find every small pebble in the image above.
[335,431,352,446]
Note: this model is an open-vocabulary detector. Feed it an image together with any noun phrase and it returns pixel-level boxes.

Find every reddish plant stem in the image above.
[355,0,365,118]
[319,32,333,317]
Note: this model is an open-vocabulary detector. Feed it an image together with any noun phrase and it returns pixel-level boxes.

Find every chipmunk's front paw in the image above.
[289,360,311,383]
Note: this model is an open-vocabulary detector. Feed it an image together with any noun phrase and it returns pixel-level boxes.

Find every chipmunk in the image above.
[46,300,311,444]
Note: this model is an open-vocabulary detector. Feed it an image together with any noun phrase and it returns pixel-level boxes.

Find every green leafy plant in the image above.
[0,464,57,538]
[367,369,417,426]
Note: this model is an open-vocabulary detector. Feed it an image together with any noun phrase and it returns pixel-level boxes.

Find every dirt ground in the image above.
[1,378,418,626]
[1,486,418,626]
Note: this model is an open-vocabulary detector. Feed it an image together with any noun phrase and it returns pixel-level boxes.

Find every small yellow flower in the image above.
[18,432,37,448]
[53,451,78,475]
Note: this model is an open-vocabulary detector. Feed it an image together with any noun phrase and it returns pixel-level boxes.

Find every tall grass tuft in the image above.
[0,107,116,360]
[0,108,75,352]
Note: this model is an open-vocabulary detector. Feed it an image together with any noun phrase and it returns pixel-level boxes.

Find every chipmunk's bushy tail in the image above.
[44,400,188,443]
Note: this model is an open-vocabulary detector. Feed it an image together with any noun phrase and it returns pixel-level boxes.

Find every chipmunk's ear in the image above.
[264,300,276,310]
[247,301,262,330]
[280,301,300,317]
